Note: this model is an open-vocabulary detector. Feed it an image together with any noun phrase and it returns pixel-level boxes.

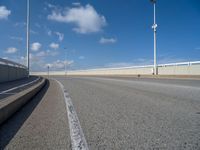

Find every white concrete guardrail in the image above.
[31,61,200,76]
[0,58,28,83]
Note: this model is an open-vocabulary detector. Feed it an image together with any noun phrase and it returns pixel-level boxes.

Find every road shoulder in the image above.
[0,79,71,150]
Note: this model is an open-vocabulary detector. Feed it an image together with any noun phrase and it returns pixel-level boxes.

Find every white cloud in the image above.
[49,42,59,49]
[10,36,23,41]
[35,23,41,28]
[30,30,38,34]
[46,30,64,41]
[31,42,42,51]
[0,6,11,20]
[46,3,57,9]
[5,47,18,54]
[48,4,106,34]
[36,51,46,57]
[46,50,59,56]
[47,30,52,36]
[79,56,85,59]
[14,22,26,27]
[3,57,8,59]
[99,37,117,44]
[55,32,64,41]
[27,50,60,71]
[51,60,65,69]
[35,50,59,57]
[72,2,81,6]
[45,60,74,69]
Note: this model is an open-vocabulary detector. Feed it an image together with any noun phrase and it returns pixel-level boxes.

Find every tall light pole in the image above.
[150,0,157,75]
[26,0,30,77]
[47,65,50,78]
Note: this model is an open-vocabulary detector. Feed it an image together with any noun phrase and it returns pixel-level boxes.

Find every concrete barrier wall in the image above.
[158,64,200,75]
[67,67,153,76]
[0,64,28,83]
[31,63,200,76]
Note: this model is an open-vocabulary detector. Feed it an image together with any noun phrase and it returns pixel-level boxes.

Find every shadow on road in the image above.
[0,80,49,149]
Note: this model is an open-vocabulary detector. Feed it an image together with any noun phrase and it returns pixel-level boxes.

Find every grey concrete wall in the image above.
[0,64,28,83]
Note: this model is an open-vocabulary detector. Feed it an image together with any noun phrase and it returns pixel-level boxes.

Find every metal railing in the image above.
[0,58,27,69]
[158,61,200,67]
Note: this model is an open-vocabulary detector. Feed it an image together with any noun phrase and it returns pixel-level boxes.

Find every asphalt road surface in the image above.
[55,76,200,150]
[1,76,200,149]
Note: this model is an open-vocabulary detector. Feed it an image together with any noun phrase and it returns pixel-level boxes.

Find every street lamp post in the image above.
[47,65,50,78]
[26,0,30,77]
[65,54,67,77]
[150,0,157,75]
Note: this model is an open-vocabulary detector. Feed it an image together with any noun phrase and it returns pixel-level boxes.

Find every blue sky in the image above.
[0,0,200,71]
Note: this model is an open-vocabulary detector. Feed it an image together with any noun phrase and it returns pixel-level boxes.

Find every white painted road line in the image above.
[0,77,40,95]
[56,80,89,150]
